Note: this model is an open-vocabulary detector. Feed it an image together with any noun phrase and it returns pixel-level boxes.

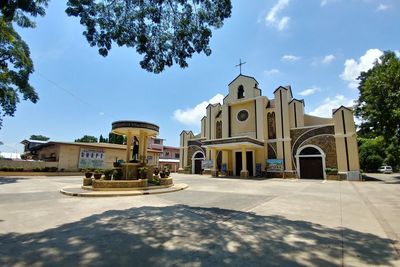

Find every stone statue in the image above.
[132,136,139,162]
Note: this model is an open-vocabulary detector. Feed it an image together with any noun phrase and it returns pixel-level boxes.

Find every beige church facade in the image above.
[179,74,360,180]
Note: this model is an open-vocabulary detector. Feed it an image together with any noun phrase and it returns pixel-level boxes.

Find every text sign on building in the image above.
[266,159,284,171]
[79,149,105,169]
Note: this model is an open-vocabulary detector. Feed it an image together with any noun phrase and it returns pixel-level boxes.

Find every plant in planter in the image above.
[325,168,338,175]
[153,167,160,176]
[159,170,166,178]
[164,167,170,177]
[83,169,93,178]
[103,169,113,180]
[138,167,148,179]
[93,169,103,179]
[113,169,123,180]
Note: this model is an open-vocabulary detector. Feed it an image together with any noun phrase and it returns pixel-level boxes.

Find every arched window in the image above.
[267,112,276,139]
[237,85,245,99]
[216,121,222,139]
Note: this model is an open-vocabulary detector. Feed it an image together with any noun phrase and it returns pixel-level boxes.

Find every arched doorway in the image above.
[192,151,205,174]
[297,146,325,179]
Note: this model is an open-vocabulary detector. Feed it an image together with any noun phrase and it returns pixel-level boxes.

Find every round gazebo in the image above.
[112,120,159,179]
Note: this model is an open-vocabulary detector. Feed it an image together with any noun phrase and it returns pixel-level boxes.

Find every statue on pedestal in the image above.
[132,136,139,162]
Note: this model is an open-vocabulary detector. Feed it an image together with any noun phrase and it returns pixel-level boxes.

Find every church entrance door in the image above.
[298,146,324,179]
[235,151,254,176]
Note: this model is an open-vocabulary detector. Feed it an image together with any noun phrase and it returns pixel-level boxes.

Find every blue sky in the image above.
[1,0,399,153]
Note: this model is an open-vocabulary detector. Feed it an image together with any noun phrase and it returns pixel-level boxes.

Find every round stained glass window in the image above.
[237,110,249,122]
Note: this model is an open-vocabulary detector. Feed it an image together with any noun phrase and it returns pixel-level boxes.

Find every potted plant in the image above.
[153,167,160,176]
[164,166,170,177]
[159,170,166,178]
[94,169,103,179]
[138,167,148,179]
[113,169,123,180]
[84,169,93,178]
[103,169,113,180]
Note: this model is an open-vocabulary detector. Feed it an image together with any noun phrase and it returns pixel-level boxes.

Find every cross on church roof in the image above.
[235,59,246,75]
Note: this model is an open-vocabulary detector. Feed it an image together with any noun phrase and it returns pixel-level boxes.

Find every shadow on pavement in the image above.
[0,205,398,266]
[0,177,29,185]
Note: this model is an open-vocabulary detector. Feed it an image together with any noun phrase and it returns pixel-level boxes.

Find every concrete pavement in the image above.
[0,174,399,266]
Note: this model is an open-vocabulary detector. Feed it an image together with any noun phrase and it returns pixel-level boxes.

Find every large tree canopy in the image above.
[75,135,98,143]
[66,0,232,73]
[355,51,400,141]
[0,0,232,128]
[0,0,49,127]
[355,51,400,170]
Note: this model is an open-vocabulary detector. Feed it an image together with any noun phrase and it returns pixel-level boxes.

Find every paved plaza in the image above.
[0,173,399,266]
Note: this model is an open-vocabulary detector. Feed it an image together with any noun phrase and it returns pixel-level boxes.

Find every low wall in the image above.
[0,160,58,171]
[92,179,148,189]
[160,177,173,186]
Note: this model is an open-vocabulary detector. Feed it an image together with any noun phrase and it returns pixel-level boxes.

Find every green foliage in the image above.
[0,0,49,28]
[148,176,160,185]
[66,0,232,73]
[0,20,38,127]
[30,134,49,141]
[113,169,123,180]
[99,134,108,143]
[108,132,124,144]
[0,1,49,127]
[325,168,338,175]
[358,137,386,171]
[75,135,98,143]
[355,51,400,171]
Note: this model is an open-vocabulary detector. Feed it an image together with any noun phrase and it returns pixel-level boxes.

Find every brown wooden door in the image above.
[194,160,202,174]
[300,157,323,179]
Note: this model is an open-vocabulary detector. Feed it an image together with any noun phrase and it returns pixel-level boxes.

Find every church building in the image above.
[179,74,360,180]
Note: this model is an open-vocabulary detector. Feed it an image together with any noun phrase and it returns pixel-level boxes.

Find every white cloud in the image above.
[299,87,321,96]
[282,54,301,62]
[310,95,354,117]
[265,0,291,31]
[377,3,389,11]
[320,0,339,7]
[99,112,105,116]
[173,94,224,126]
[322,54,335,64]
[396,50,400,58]
[264,69,281,76]
[340,49,383,89]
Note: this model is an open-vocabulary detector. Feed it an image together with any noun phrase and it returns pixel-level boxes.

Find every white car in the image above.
[378,166,393,174]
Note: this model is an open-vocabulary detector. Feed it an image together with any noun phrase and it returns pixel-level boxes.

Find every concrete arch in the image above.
[192,151,205,174]
[296,145,326,180]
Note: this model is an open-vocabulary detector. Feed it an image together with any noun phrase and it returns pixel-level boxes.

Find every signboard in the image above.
[266,159,284,171]
[202,160,213,169]
[79,149,105,169]
[221,163,227,173]
[255,163,262,176]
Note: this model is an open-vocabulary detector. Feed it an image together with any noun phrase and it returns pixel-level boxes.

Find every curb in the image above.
[60,183,188,197]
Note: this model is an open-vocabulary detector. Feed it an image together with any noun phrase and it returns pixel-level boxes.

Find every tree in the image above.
[66,0,232,73]
[108,132,124,144]
[30,134,49,141]
[355,51,400,170]
[99,134,108,143]
[0,1,48,127]
[0,0,231,127]
[75,135,98,143]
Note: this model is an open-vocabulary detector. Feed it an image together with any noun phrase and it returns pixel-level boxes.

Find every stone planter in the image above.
[83,177,93,186]
[160,177,173,186]
[326,174,340,180]
[92,179,148,189]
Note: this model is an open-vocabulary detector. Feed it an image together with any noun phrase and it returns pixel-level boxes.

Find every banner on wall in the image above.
[79,149,105,169]
[202,160,213,169]
[266,159,284,171]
